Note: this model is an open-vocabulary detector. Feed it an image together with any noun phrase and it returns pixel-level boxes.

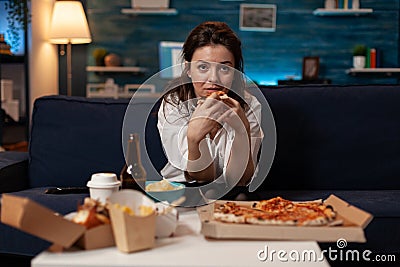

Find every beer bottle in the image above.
[120,133,146,192]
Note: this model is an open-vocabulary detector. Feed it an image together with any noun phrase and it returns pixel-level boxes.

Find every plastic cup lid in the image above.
[87,173,121,188]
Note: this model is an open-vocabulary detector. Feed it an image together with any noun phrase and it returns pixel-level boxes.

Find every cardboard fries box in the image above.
[198,194,373,243]
[108,190,156,253]
[0,194,115,250]
[108,204,156,253]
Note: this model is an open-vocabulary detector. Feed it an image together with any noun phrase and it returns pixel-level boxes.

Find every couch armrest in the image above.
[0,152,29,193]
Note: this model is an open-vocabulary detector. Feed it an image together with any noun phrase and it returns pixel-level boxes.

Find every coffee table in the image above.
[32,210,330,267]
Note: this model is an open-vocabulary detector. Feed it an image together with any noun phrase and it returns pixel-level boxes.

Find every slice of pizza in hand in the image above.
[206,90,229,99]
[217,91,229,99]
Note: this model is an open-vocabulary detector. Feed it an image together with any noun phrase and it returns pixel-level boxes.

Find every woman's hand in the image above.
[187,93,228,142]
[219,97,250,135]
[186,92,228,182]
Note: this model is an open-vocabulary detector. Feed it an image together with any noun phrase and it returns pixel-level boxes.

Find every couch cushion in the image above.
[0,151,29,193]
[29,95,166,188]
[29,96,130,187]
[260,84,400,190]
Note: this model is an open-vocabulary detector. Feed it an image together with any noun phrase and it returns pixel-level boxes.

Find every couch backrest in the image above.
[260,84,400,190]
[29,95,166,188]
[29,85,400,191]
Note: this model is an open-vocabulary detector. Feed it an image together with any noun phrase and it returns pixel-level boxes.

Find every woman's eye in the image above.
[220,65,230,72]
[198,64,209,71]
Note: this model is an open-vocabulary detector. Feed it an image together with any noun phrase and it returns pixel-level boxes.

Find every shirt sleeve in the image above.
[157,100,190,176]
[246,95,264,166]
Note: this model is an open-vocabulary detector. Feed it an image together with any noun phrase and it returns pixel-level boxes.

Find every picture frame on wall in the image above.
[159,41,184,78]
[239,4,277,32]
[302,57,320,80]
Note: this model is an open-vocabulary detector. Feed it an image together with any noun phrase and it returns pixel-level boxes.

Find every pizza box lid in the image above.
[1,194,86,248]
[1,194,116,250]
[198,194,373,243]
[324,194,372,229]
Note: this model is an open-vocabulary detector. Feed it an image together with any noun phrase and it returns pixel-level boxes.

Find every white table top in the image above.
[32,210,330,267]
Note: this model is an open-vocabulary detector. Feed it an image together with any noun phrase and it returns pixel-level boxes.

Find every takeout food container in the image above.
[107,190,156,253]
[198,194,373,243]
[0,194,115,251]
[155,202,179,238]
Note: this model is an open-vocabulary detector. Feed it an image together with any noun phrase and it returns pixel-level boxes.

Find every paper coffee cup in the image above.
[87,173,121,203]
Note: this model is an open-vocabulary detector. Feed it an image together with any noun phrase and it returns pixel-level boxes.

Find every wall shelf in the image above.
[0,54,25,64]
[346,68,400,77]
[121,8,178,15]
[86,83,159,99]
[313,8,373,16]
[86,66,147,74]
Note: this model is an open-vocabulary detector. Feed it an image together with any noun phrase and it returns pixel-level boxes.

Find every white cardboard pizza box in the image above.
[198,194,373,242]
[0,194,115,250]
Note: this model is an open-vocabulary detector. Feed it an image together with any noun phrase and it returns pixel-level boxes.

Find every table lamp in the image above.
[49,0,91,96]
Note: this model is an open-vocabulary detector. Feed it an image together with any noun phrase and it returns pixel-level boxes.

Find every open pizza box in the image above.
[0,194,115,251]
[198,194,373,242]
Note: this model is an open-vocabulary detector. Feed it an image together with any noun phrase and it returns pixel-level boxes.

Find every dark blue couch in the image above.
[1,85,399,262]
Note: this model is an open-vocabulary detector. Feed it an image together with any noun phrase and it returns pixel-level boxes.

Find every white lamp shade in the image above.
[49,1,92,44]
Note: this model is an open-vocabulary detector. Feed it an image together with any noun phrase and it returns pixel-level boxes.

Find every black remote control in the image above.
[44,187,89,194]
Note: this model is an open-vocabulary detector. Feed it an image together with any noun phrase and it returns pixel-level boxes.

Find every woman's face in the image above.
[188,44,235,98]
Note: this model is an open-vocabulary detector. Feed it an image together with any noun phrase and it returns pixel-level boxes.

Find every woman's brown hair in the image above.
[163,21,246,110]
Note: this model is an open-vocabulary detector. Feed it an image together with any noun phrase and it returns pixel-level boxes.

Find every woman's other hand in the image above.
[219,96,250,135]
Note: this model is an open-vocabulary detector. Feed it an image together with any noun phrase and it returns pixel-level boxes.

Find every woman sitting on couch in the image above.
[157,21,263,205]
